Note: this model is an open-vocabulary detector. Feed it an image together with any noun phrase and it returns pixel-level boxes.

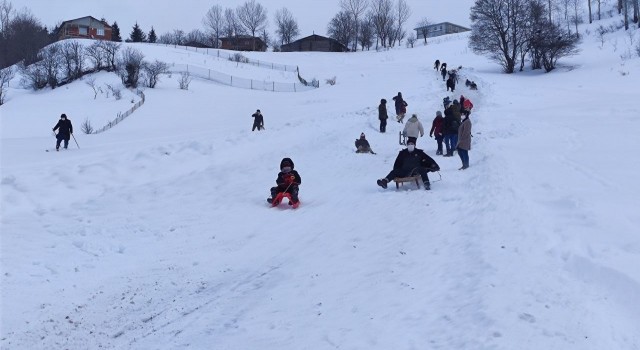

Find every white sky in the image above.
[21,0,473,38]
[2,4,640,350]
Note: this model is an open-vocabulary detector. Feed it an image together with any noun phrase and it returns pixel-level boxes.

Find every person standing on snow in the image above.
[429,110,445,155]
[456,113,472,170]
[376,140,440,191]
[402,113,424,145]
[251,109,264,131]
[378,98,389,133]
[52,113,73,151]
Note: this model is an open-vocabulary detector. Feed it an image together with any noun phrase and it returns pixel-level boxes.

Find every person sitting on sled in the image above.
[355,133,375,154]
[376,140,440,191]
[268,157,302,205]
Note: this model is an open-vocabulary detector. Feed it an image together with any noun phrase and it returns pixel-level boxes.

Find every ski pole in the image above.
[71,133,80,149]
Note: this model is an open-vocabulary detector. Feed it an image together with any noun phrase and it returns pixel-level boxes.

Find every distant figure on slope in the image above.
[251,109,264,131]
[267,158,302,206]
[434,59,440,71]
[376,140,440,191]
[429,110,445,155]
[446,75,456,92]
[378,98,389,133]
[440,63,447,81]
[456,112,472,170]
[402,114,424,145]
[52,113,73,151]
[355,133,376,154]
[460,95,474,117]
[392,92,408,123]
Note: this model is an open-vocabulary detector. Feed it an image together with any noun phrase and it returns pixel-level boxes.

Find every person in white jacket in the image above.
[403,114,424,145]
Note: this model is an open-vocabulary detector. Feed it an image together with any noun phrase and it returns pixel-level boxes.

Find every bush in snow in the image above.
[86,77,98,99]
[0,67,15,106]
[117,47,145,88]
[325,76,336,86]
[143,59,169,88]
[81,118,94,134]
[178,72,192,90]
[229,53,249,63]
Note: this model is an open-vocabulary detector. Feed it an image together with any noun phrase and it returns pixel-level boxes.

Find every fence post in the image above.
[230,76,232,86]
[208,69,211,80]
[251,80,253,89]
[273,82,275,91]
[294,83,296,92]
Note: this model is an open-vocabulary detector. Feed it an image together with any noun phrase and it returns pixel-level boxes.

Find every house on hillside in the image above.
[281,34,348,52]
[414,22,470,40]
[219,35,266,51]
[57,16,112,41]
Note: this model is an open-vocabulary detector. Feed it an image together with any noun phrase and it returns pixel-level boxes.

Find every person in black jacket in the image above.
[267,157,302,205]
[355,133,375,154]
[52,114,73,151]
[251,109,264,131]
[392,92,408,123]
[377,140,440,190]
[378,99,388,133]
[442,106,460,157]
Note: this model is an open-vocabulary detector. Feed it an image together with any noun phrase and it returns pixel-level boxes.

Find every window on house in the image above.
[79,27,87,35]
[97,28,104,36]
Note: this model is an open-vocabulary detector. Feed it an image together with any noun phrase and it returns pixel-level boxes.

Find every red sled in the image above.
[269,192,300,209]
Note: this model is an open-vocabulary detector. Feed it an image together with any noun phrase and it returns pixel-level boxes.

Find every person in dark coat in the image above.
[376,140,440,191]
[378,98,388,133]
[456,114,472,170]
[267,158,302,205]
[446,76,456,92]
[440,64,447,81]
[251,109,264,131]
[434,59,440,71]
[355,133,375,154]
[443,106,460,157]
[429,110,445,155]
[392,92,408,123]
[52,113,73,151]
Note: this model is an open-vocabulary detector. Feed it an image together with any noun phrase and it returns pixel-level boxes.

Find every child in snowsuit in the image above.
[378,99,388,133]
[355,133,375,154]
[52,113,73,151]
[267,158,302,205]
[251,109,264,131]
[429,110,445,155]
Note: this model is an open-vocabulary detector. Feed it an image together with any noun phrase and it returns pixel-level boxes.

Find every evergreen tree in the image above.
[111,21,122,42]
[148,27,157,43]
[129,22,146,42]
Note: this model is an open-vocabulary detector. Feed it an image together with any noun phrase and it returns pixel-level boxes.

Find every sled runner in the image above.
[394,175,422,189]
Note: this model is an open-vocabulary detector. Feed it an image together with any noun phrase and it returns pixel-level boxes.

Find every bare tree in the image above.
[202,4,224,48]
[236,0,268,50]
[178,72,191,90]
[101,40,120,71]
[81,118,94,134]
[224,8,243,37]
[85,40,105,71]
[328,11,355,48]
[570,0,583,37]
[117,47,144,88]
[61,40,84,81]
[358,15,374,50]
[0,0,13,33]
[274,7,299,45]
[416,17,430,44]
[340,0,369,50]
[41,43,62,88]
[469,0,529,73]
[369,0,395,48]
[185,29,206,46]
[143,59,169,88]
[0,66,15,105]
[406,32,416,47]
[392,0,411,46]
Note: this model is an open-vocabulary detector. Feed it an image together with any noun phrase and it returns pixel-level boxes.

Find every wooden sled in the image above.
[394,175,422,189]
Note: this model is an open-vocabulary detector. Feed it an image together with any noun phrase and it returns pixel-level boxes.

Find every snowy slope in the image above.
[1,23,640,350]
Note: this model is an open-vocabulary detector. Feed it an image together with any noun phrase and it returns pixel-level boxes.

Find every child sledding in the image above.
[267,158,302,208]
[355,133,376,154]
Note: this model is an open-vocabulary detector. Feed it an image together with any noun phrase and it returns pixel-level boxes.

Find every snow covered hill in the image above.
[1,22,639,350]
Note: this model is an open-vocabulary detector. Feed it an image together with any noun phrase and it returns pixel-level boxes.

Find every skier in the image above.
[251,109,264,131]
[376,140,440,191]
[378,98,389,133]
[267,158,302,206]
[52,113,73,151]
[402,114,424,145]
[355,133,376,154]
[392,92,408,123]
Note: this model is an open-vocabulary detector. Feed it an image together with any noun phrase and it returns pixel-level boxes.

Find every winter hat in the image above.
[436,111,442,117]
[256,109,261,113]
[453,99,459,105]
[60,113,67,119]
[406,140,415,145]
[280,157,294,170]
[360,133,366,139]
[381,99,387,104]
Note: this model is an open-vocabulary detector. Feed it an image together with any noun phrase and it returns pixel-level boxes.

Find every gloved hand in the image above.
[429,134,433,138]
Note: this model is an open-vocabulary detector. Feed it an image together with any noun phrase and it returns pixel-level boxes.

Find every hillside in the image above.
[1,22,640,350]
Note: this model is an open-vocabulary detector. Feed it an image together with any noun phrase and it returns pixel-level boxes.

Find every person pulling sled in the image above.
[267,158,302,208]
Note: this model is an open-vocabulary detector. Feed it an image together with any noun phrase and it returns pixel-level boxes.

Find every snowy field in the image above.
[1,20,640,350]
